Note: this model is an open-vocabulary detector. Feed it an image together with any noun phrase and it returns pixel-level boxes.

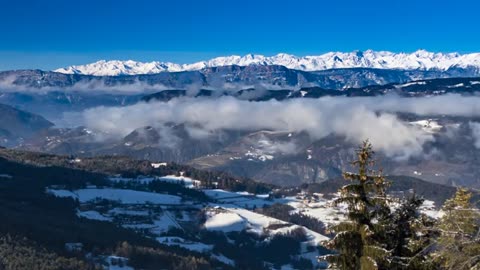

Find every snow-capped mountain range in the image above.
[55,50,480,76]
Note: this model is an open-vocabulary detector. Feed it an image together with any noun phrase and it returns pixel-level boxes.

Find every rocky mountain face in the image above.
[2,65,480,92]
[0,104,54,147]
[141,76,480,102]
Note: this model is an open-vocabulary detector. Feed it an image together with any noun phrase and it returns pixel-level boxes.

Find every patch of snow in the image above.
[150,213,182,234]
[122,212,181,234]
[272,224,329,244]
[109,176,156,184]
[226,206,289,235]
[447,83,465,88]
[108,208,150,216]
[151,162,167,168]
[291,198,347,226]
[46,188,77,198]
[68,158,82,163]
[397,81,427,88]
[204,211,247,232]
[206,205,329,248]
[204,189,243,199]
[104,256,133,270]
[157,175,201,188]
[77,210,112,221]
[156,237,213,253]
[204,189,277,208]
[211,253,235,266]
[419,200,442,219]
[245,150,274,162]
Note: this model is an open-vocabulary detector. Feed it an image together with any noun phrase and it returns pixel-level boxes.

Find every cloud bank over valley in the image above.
[75,94,480,160]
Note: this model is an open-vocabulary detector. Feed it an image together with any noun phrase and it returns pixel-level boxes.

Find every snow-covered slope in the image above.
[55,50,480,76]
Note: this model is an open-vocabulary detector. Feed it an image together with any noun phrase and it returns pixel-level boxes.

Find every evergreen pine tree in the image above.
[320,140,391,270]
[386,195,436,270]
[433,188,480,270]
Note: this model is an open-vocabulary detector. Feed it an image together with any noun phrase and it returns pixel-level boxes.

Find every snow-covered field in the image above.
[46,173,442,270]
[296,202,347,226]
[203,205,329,267]
[48,182,440,234]
[204,210,247,232]
[205,205,328,243]
[48,188,183,204]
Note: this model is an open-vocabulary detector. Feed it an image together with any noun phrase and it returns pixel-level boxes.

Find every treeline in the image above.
[195,229,313,270]
[0,155,235,269]
[0,167,155,251]
[115,242,228,270]
[0,148,273,193]
[321,141,480,270]
[0,235,95,270]
[256,203,328,235]
[197,173,272,194]
[0,233,231,270]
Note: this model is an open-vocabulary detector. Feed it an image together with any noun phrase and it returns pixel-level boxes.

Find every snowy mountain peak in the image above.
[54,50,480,76]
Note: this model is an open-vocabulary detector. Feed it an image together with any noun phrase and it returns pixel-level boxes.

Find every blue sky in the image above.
[1,0,479,70]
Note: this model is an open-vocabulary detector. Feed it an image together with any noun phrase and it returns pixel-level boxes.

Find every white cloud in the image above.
[79,96,449,159]
[469,122,480,148]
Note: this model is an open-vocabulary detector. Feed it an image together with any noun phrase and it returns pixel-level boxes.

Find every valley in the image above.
[3,0,480,268]
[1,51,480,270]
[0,148,450,269]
